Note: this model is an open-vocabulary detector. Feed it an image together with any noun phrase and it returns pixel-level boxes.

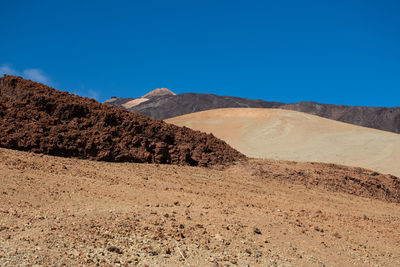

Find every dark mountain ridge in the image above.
[126,93,284,120]
[105,92,400,134]
[282,101,400,134]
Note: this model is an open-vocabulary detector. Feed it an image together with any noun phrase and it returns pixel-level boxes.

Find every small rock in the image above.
[149,250,159,256]
[107,246,123,254]
[314,226,324,232]
[333,232,342,239]
[254,228,262,235]
[214,234,223,241]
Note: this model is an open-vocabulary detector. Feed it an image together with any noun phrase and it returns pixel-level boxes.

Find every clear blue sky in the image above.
[1,0,399,106]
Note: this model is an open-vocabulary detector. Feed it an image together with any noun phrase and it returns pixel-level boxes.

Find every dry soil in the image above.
[1,148,399,266]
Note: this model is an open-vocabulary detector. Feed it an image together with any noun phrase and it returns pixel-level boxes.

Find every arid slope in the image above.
[0,75,244,166]
[0,148,399,266]
[167,108,400,177]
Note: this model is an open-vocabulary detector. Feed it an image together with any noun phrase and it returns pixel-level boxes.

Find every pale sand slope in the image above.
[1,147,400,266]
[121,98,149,108]
[167,108,400,177]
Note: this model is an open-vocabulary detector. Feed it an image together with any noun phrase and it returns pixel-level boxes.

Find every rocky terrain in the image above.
[167,108,400,177]
[105,91,400,134]
[1,148,400,266]
[0,76,245,166]
[1,76,399,266]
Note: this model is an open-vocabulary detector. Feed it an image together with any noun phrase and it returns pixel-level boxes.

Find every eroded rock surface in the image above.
[0,75,245,166]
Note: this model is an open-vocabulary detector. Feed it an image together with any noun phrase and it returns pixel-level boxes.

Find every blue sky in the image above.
[1,0,399,106]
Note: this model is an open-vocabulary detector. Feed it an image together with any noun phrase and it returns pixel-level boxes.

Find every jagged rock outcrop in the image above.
[0,75,246,166]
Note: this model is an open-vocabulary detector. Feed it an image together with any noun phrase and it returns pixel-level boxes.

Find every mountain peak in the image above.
[142,88,176,98]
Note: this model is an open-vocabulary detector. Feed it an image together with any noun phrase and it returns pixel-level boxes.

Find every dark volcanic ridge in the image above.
[106,92,400,134]
[281,101,400,134]
[0,75,245,166]
[106,93,284,120]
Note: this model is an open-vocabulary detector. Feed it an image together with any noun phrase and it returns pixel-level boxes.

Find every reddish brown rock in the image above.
[0,75,246,166]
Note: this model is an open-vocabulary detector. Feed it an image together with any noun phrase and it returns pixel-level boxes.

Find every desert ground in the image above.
[167,108,400,177]
[1,147,399,266]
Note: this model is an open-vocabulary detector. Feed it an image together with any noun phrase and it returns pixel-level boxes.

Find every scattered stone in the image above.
[255,251,263,258]
[149,250,159,256]
[333,232,342,239]
[107,246,122,254]
[314,226,324,232]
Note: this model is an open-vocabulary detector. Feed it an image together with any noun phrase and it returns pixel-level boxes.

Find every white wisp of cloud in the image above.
[0,64,19,76]
[23,68,50,84]
[1,64,51,85]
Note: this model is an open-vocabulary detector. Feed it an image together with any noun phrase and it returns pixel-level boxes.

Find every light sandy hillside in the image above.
[1,148,399,266]
[167,108,400,177]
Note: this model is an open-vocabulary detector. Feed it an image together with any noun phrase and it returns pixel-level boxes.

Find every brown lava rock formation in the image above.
[0,75,245,166]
